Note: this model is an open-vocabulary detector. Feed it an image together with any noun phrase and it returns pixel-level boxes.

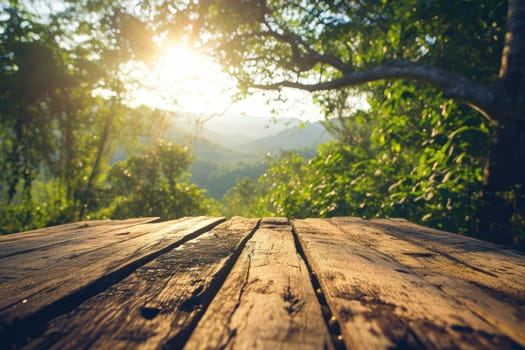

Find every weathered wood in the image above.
[20,217,259,350]
[184,218,334,350]
[293,218,522,349]
[0,217,160,242]
[369,218,525,298]
[0,217,160,259]
[0,216,224,342]
[330,217,525,348]
[0,219,185,281]
[2,216,524,350]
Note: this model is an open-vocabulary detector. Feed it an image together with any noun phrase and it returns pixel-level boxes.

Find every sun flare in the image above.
[125,44,235,115]
[158,45,206,81]
[122,44,325,122]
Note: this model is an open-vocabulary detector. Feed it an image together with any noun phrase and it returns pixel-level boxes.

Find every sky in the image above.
[16,1,366,124]
[11,1,317,122]
[123,45,327,122]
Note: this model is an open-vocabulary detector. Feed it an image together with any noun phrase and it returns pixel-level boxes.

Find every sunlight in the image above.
[160,45,204,80]
[125,44,236,115]
[122,43,326,122]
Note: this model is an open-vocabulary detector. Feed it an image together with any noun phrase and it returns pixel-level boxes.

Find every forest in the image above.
[1,0,524,251]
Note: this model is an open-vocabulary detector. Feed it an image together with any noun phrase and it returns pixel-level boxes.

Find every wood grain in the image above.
[293,218,522,350]
[0,219,184,280]
[0,216,224,342]
[330,217,525,347]
[370,218,525,298]
[21,217,259,350]
[3,216,524,350]
[184,218,333,350]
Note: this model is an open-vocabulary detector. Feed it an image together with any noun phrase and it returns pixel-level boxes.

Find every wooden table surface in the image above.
[1,216,524,349]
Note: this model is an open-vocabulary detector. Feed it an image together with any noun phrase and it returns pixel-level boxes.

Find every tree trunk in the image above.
[63,103,75,202]
[479,120,525,244]
[77,107,113,221]
[478,0,525,245]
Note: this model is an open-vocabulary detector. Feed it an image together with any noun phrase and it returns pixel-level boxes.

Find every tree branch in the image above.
[249,60,497,125]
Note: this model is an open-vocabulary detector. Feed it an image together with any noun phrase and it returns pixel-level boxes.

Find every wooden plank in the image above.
[0,216,224,340]
[19,217,260,350]
[0,217,160,242]
[330,217,525,348]
[293,219,521,350]
[369,218,525,298]
[0,217,161,259]
[0,219,187,284]
[184,218,334,350]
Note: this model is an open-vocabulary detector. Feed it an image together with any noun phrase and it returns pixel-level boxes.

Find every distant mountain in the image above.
[198,128,256,147]
[239,121,330,154]
[203,114,302,139]
[172,113,303,147]
[161,113,332,198]
[189,160,268,199]
[162,117,249,162]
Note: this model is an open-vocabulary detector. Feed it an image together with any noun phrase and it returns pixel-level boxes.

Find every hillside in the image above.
[163,114,332,199]
[240,122,330,154]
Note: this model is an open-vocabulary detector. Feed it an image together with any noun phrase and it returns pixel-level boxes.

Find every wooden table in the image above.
[1,216,524,349]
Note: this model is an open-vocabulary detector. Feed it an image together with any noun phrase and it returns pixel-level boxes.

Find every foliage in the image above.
[223,92,491,239]
[0,3,215,233]
[104,141,215,220]
[256,152,312,218]
[2,0,525,252]
[190,160,268,199]
[0,202,63,235]
[171,0,522,248]
[221,177,261,218]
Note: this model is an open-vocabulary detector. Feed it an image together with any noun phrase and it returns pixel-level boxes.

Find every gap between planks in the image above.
[20,217,260,350]
[0,216,225,347]
[4,216,524,350]
[333,217,525,348]
[0,217,161,259]
[293,218,525,350]
[184,217,336,350]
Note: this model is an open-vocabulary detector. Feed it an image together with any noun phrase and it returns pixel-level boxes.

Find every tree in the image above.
[105,140,214,219]
[221,177,261,217]
[0,6,67,204]
[147,0,524,244]
[257,151,312,218]
[0,3,168,231]
[0,5,103,229]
